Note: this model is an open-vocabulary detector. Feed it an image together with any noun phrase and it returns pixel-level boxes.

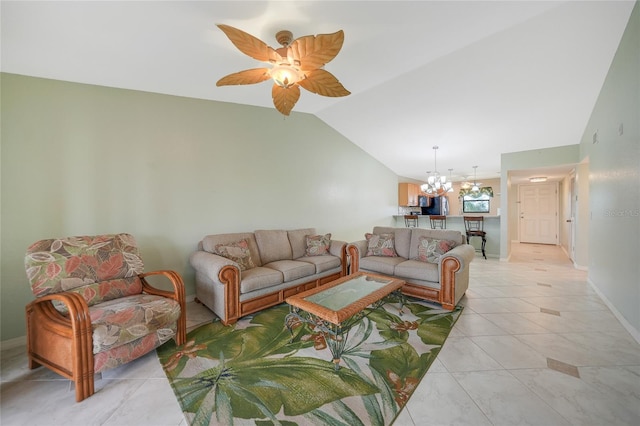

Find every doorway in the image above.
[518,183,559,244]
[569,175,576,261]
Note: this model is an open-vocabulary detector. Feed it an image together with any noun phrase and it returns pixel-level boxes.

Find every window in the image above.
[463,199,490,213]
[461,186,493,213]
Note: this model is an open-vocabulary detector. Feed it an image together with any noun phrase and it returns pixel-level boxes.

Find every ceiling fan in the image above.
[216,24,351,116]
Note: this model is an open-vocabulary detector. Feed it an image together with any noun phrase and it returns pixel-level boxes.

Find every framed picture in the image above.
[463,199,490,213]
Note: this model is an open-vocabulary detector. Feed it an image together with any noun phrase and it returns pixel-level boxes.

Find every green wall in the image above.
[0,73,399,342]
[580,2,640,336]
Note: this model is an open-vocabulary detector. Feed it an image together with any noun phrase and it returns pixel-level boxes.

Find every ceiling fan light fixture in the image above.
[270,64,301,88]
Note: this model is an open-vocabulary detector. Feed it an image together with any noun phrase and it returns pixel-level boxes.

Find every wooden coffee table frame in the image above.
[284,271,405,370]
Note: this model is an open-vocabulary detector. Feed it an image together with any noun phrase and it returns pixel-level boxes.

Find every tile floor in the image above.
[2,243,640,425]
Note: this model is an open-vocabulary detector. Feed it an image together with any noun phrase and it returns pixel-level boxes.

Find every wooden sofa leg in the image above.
[28,358,41,369]
[74,372,95,402]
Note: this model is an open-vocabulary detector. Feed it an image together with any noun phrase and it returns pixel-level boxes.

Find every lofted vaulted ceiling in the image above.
[1,1,635,184]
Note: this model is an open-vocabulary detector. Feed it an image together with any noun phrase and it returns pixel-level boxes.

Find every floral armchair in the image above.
[24,233,186,402]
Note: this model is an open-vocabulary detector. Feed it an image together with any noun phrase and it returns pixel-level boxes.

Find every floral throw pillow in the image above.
[417,237,457,263]
[305,233,332,256]
[365,233,398,257]
[214,239,256,271]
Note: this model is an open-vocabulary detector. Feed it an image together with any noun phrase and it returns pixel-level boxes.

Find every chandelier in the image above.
[421,146,453,197]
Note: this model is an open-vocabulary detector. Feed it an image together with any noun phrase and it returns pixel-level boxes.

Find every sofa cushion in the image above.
[264,260,316,282]
[359,256,406,276]
[408,228,464,260]
[239,266,283,294]
[305,233,332,256]
[417,237,458,263]
[25,233,144,306]
[287,228,316,259]
[89,293,180,354]
[213,239,256,271]
[297,255,341,273]
[202,233,262,266]
[365,233,398,257]
[395,259,440,283]
[255,230,292,264]
[372,227,412,259]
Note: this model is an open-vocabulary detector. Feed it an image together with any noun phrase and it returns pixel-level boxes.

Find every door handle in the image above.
[566,219,572,222]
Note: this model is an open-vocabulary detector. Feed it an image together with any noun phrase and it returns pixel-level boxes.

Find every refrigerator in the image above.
[420,196,449,215]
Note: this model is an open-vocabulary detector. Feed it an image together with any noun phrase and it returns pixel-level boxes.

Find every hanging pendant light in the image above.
[471,166,480,193]
[421,146,452,197]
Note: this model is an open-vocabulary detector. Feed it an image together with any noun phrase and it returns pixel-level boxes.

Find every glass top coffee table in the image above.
[285,271,405,369]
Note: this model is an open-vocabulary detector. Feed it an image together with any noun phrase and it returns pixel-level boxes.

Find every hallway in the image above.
[399,242,640,425]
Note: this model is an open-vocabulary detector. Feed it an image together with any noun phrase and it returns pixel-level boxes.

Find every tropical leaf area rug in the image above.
[157,296,462,426]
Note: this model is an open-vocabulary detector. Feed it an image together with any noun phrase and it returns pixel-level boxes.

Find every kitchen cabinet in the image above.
[398,183,420,206]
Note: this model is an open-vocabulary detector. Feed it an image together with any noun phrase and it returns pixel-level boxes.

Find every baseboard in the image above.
[0,335,27,351]
[560,245,589,271]
[588,278,640,344]
[1,293,199,352]
[573,262,588,271]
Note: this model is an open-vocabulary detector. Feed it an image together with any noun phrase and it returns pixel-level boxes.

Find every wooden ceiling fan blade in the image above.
[272,84,300,116]
[217,24,282,63]
[298,69,350,97]
[216,68,271,86]
[289,30,344,71]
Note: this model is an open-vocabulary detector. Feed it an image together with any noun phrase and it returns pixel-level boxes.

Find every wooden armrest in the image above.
[140,270,185,300]
[26,292,94,400]
[346,241,367,273]
[139,270,186,345]
[27,292,91,334]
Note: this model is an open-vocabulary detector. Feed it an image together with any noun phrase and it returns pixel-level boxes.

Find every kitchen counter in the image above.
[394,215,500,219]
[393,215,500,258]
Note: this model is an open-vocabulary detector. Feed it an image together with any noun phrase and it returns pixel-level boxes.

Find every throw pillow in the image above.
[417,237,457,263]
[305,233,332,256]
[365,233,398,257]
[214,239,256,271]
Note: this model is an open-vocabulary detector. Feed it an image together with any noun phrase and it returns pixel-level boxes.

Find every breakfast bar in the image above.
[393,215,500,258]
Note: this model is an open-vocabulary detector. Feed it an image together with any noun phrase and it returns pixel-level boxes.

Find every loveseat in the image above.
[347,226,475,310]
[189,228,347,325]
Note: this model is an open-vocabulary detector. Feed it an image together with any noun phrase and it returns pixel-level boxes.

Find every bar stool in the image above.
[404,215,419,227]
[429,215,446,229]
[463,216,487,259]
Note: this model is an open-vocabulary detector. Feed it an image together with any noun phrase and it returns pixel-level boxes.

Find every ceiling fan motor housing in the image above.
[275,30,293,47]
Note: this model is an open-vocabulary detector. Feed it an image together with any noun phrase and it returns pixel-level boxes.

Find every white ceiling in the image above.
[1,1,635,184]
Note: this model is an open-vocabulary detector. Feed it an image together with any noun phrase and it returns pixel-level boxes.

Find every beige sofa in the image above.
[189,228,347,325]
[347,226,475,309]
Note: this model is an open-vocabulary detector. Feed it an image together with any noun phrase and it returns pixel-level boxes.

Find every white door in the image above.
[519,183,558,244]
